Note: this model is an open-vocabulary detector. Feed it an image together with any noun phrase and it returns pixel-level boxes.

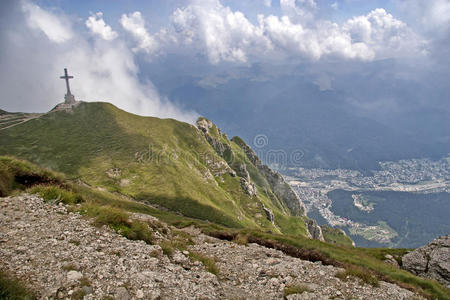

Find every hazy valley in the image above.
[286,157,450,248]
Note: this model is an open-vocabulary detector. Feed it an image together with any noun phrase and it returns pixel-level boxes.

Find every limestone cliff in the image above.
[230,136,306,216]
[195,118,325,240]
[196,118,308,215]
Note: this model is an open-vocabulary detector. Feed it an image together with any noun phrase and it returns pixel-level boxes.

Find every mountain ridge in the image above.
[1,102,448,299]
[0,101,317,238]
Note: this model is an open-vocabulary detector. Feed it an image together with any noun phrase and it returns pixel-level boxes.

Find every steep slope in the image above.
[0,102,310,236]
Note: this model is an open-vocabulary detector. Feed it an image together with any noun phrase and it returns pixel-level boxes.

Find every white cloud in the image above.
[0,1,196,123]
[397,0,450,30]
[166,1,425,64]
[280,0,317,24]
[343,8,424,58]
[261,15,373,60]
[264,0,272,8]
[21,1,73,43]
[120,12,159,54]
[170,0,272,63]
[85,12,118,41]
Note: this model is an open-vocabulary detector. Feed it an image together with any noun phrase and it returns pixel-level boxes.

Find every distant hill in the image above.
[0,102,312,236]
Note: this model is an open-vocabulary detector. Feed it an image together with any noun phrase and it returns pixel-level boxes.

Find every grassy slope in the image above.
[0,156,448,299]
[321,225,355,247]
[0,102,304,234]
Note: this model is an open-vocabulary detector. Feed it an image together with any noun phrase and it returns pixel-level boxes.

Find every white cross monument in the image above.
[60,68,76,104]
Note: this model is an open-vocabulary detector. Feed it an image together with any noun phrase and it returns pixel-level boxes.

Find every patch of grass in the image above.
[121,220,154,244]
[160,241,174,257]
[71,288,86,300]
[283,284,311,298]
[0,156,63,197]
[79,277,91,287]
[0,270,35,300]
[359,247,409,266]
[321,225,354,247]
[149,249,160,258]
[157,229,195,258]
[336,266,379,287]
[188,252,219,276]
[233,233,249,245]
[81,204,153,244]
[89,206,129,227]
[61,264,78,272]
[28,185,83,205]
[69,239,81,246]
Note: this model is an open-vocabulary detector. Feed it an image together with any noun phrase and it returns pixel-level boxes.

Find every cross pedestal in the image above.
[64,94,76,104]
[60,68,76,104]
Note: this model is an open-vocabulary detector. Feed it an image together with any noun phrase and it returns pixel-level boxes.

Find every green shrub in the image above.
[28,185,83,205]
[336,266,379,287]
[283,284,311,298]
[123,220,154,244]
[233,233,249,245]
[0,270,35,300]
[92,206,129,227]
[83,205,153,244]
[160,241,174,257]
[188,252,219,275]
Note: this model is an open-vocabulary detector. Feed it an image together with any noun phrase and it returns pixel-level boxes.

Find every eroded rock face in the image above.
[306,219,324,241]
[232,137,306,216]
[240,178,257,197]
[262,203,275,224]
[402,235,450,287]
[196,118,213,134]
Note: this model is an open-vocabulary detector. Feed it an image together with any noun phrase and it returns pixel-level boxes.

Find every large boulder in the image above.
[402,235,449,287]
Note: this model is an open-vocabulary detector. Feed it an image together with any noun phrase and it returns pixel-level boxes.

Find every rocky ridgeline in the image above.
[0,195,422,299]
[196,118,324,239]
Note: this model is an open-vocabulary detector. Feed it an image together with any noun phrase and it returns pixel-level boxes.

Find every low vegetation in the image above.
[0,270,36,300]
[28,185,83,205]
[321,225,354,247]
[283,284,311,298]
[80,204,154,244]
[188,252,219,276]
[335,266,379,287]
[0,156,63,197]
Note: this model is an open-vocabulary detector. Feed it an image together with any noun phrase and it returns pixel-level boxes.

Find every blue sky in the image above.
[0,0,449,125]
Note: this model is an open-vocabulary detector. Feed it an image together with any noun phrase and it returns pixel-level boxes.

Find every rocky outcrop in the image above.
[196,118,233,158]
[306,219,324,241]
[197,119,259,196]
[240,178,257,197]
[262,203,275,224]
[231,136,306,216]
[196,119,306,218]
[384,255,399,268]
[196,119,236,177]
[402,235,450,287]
